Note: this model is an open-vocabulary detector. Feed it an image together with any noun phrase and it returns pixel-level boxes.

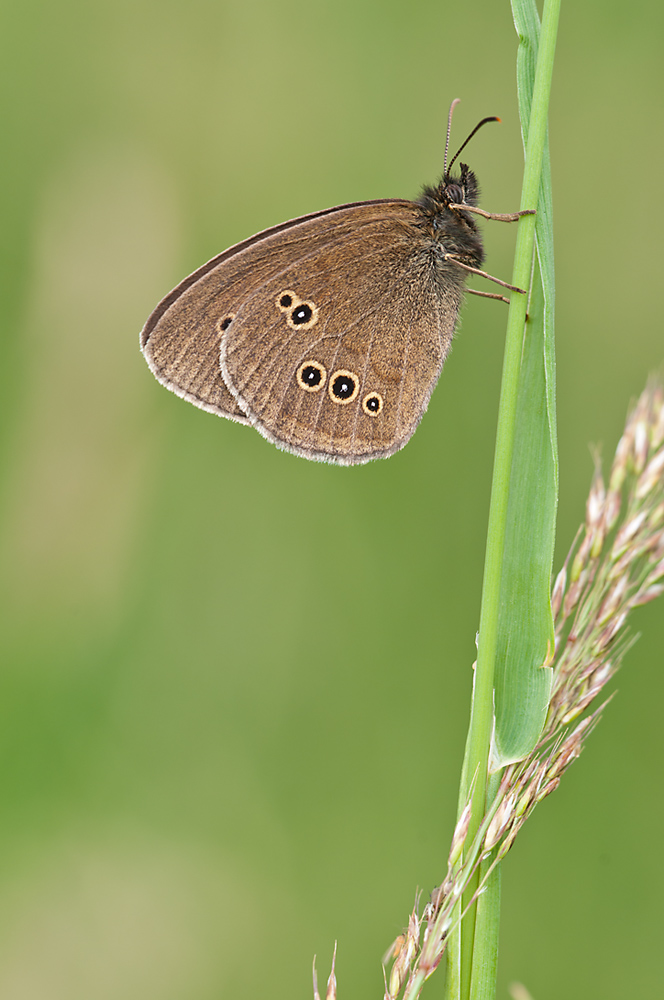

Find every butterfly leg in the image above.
[449,204,536,223]
[444,255,527,294]
[467,288,510,304]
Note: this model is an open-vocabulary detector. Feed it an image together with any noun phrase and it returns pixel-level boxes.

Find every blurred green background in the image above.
[0,1,662,997]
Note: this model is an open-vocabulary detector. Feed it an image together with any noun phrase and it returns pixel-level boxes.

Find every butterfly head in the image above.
[417,162,481,231]
[441,162,480,209]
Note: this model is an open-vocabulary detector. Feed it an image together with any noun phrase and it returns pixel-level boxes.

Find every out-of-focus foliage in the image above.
[0,2,662,998]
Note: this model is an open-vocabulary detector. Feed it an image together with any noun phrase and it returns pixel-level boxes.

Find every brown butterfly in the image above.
[141,100,531,465]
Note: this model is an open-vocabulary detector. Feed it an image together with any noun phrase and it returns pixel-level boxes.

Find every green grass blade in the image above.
[445,1,561,996]
[492,260,556,763]
[491,0,559,765]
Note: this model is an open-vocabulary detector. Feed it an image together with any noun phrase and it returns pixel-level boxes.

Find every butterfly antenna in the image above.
[446,115,501,177]
[443,98,462,177]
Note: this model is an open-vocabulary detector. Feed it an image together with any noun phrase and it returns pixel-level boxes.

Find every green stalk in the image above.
[448,2,561,998]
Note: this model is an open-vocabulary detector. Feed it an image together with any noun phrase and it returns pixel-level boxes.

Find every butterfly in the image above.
[141,100,531,465]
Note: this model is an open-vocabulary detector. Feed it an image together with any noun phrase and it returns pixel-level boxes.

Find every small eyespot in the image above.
[329,370,359,405]
[287,300,318,330]
[296,360,327,392]
[216,313,235,334]
[362,392,383,416]
[278,293,294,309]
[291,303,313,325]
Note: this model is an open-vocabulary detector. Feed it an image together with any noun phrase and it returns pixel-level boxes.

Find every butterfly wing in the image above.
[142,201,465,463]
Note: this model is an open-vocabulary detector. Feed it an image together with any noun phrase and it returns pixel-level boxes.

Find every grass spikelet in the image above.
[377,378,664,1000]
